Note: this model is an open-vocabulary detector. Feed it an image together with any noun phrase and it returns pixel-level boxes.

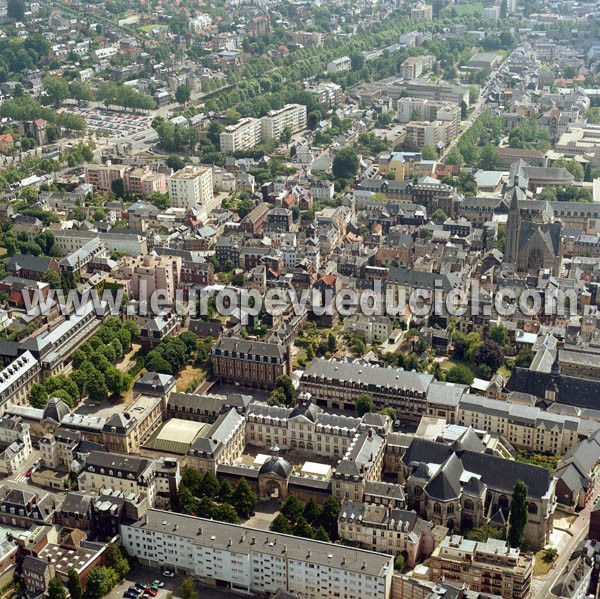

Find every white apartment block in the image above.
[53,231,148,256]
[327,56,352,73]
[0,351,41,409]
[220,117,263,153]
[397,98,461,139]
[261,104,307,141]
[0,415,32,475]
[121,509,394,599]
[168,166,216,212]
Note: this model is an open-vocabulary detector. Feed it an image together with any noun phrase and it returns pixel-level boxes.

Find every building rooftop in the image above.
[127,509,394,577]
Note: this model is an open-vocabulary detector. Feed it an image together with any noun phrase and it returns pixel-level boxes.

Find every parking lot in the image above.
[66,107,152,138]
[108,565,239,599]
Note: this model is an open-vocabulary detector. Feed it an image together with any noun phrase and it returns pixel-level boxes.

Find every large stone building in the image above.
[211,337,291,389]
[299,359,432,421]
[400,436,556,548]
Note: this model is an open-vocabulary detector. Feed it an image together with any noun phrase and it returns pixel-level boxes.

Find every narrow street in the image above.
[533,489,600,597]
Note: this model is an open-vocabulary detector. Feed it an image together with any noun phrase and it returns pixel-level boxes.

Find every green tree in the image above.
[474,340,504,372]
[111,178,126,198]
[218,479,233,503]
[7,0,25,20]
[105,543,129,580]
[319,497,340,540]
[29,383,49,408]
[515,347,534,368]
[508,480,529,548]
[421,145,437,160]
[464,524,505,542]
[314,525,330,542]
[230,478,257,517]
[178,577,197,599]
[270,513,293,534]
[44,76,69,108]
[48,577,67,599]
[43,269,61,288]
[213,503,240,524]
[84,567,117,599]
[175,84,191,105]
[327,332,336,353]
[293,515,314,539]
[199,471,220,499]
[432,209,448,224]
[446,364,474,385]
[303,497,322,524]
[281,495,304,522]
[275,374,294,406]
[166,155,185,171]
[67,569,83,599]
[350,52,365,71]
[176,486,198,514]
[332,147,359,180]
[394,554,405,570]
[356,392,373,417]
[445,146,464,166]
[479,143,498,170]
[490,324,510,347]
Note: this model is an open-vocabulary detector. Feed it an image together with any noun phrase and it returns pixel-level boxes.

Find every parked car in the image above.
[135,583,145,590]
[25,467,33,477]
[162,571,174,578]
[152,581,165,588]
[124,592,138,598]
[144,588,158,597]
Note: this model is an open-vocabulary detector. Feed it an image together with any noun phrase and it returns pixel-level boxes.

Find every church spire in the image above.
[504,176,521,265]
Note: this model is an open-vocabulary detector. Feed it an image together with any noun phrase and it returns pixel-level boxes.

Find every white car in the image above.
[162,571,175,578]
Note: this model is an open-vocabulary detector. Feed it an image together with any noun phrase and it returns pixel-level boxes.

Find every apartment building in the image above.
[0,415,32,475]
[121,509,394,599]
[299,358,433,421]
[211,337,291,389]
[428,536,532,599]
[124,167,167,197]
[327,56,352,73]
[0,351,41,409]
[410,4,433,19]
[168,166,216,212]
[398,99,460,140]
[291,31,325,47]
[118,255,182,304]
[338,501,435,566]
[307,82,344,107]
[84,163,126,192]
[220,117,263,153]
[261,104,307,141]
[405,121,449,149]
[78,451,160,507]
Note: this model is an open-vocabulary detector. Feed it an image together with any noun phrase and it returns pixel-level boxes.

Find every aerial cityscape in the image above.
[0,0,599,598]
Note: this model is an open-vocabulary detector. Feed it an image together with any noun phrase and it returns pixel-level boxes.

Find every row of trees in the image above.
[175,469,257,520]
[270,495,340,542]
[29,318,139,407]
[144,332,198,376]
[0,97,86,131]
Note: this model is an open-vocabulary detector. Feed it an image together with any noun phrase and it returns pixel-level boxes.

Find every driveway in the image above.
[107,565,239,599]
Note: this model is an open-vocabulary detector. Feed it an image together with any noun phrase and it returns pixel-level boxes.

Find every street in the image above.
[532,489,600,597]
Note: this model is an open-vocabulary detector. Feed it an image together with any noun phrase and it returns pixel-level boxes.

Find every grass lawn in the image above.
[498,365,512,379]
[440,357,460,372]
[533,550,556,576]
[139,23,168,32]
[176,364,205,392]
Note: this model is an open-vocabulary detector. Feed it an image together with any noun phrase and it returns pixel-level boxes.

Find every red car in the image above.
[25,468,33,477]
[144,589,157,597]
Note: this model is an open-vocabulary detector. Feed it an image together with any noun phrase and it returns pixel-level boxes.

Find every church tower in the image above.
[505,179,521,265]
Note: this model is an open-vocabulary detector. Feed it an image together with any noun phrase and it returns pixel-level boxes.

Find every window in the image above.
[433,503,441,515]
